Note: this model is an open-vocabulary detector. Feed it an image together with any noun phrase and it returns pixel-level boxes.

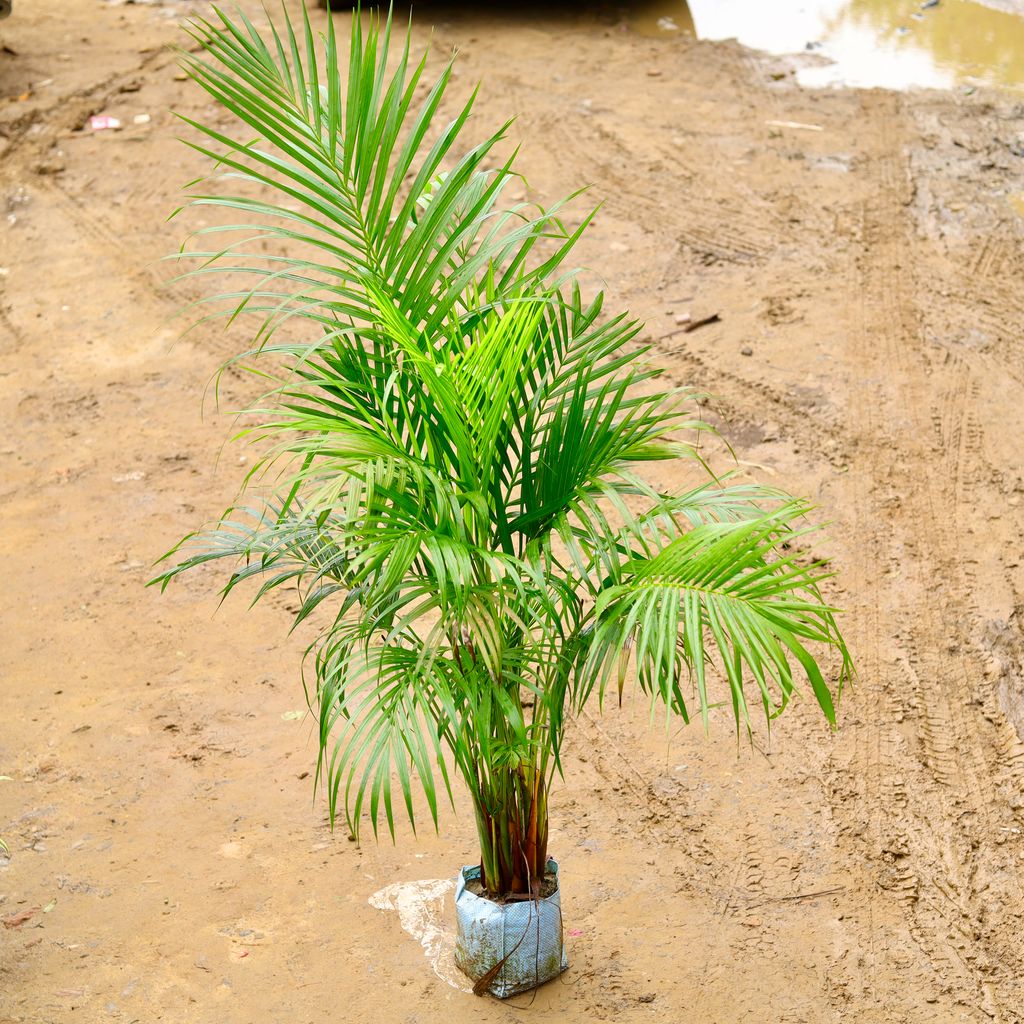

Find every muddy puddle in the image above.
[635,0,1024,90]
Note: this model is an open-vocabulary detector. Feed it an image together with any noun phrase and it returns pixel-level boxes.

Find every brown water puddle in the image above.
[633,0,1024,91]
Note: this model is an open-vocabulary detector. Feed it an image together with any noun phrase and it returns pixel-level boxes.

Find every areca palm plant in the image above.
[155,5,851,922]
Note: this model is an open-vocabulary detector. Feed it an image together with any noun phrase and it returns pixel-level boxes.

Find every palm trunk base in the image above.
[476,770,550,898]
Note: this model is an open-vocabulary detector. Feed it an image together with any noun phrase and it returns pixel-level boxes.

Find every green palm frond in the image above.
[173,5,584,348]
[578,502,852,728]
[313,632,458,838]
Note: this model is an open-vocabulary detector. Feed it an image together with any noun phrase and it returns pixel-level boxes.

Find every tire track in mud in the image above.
[571,710,836,1018]
[653,339,852,473]
[550,87,911,1020]
[542,116,783,265]
[828,92,1024,1023]
[566,710,761,1017]
[1,47,183,305]
[849,96,990,1017]
[31,178,176,301]
[0,46,175,167]
[959,225,1024,389]
[570,711,765,916]
[970,224,1015,281]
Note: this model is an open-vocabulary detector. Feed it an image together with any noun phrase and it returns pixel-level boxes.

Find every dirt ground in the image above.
[3,1,1024,1021]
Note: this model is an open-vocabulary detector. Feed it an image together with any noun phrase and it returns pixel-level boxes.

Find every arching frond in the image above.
[576,503,853,729]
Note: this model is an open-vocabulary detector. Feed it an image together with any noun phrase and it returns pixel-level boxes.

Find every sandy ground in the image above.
[2,2,1024,1021]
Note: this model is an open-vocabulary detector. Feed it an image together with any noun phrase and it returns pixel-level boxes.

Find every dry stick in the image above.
[772,886,846,902]
[683,313,722,333]
[744,886,847,912]
[657,313,722,342]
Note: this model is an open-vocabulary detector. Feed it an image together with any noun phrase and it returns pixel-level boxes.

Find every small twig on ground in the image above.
[772,887,845,903]
[657,313,721,341]
[683,313,721,333]
[765,119,823,132]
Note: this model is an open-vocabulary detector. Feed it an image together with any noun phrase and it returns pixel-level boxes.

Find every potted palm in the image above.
[154,5,853,998]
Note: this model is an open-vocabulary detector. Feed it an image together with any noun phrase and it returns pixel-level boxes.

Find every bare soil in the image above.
[3,2,1024,1022]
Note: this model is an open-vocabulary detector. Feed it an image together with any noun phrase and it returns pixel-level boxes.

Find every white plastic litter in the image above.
[369,878,471,992]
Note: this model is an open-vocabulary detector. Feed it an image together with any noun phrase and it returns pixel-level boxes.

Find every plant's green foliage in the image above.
[154,5,853,896]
